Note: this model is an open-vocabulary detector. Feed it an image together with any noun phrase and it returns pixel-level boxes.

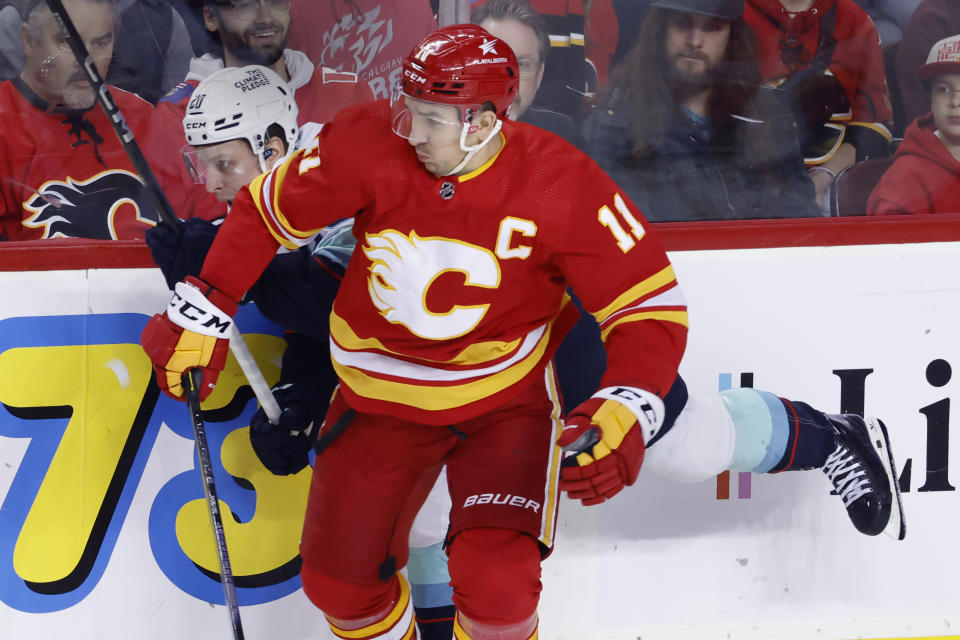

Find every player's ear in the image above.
[20,20,37,54]
[202,6,220,33]
[477,109,499,136]
[262,136,286,170]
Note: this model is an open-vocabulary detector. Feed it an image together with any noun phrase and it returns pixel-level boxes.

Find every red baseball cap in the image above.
[918,34,960,81]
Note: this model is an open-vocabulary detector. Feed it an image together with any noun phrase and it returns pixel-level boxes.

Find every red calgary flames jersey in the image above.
[0,80,218,240]
[204,101,687,424]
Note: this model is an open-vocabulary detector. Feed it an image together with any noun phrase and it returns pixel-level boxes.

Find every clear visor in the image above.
[182,145,204,184]
[181,144,258,186]
[389,80,480,143]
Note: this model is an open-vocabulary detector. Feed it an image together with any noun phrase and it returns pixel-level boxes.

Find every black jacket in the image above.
[583,87,820,221]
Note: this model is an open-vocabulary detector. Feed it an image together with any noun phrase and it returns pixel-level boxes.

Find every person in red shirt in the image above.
[286,0,438,100]
[143,24,687,640]
[158,0,372,127]
[0,0,218,241]
[743,0,894,208]
[140,24,904,640]
[869,34,960,214]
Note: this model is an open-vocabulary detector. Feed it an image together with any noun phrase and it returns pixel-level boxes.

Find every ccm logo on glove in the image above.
[168,280,233,336]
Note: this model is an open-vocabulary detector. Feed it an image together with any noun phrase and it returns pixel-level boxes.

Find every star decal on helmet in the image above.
[479,38,498,56]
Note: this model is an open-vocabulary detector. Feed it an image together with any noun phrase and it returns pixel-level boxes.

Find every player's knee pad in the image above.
[720,387,791,473]
[447,528,541,625]
[301,561,401,622]
[644,391,736,483]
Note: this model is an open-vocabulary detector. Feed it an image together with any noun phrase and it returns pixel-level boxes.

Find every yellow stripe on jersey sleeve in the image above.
[251,152,327,249]
[330,310,523,366]
[331,321,554,410]
[599,310,690,341]
[593,265,678,324]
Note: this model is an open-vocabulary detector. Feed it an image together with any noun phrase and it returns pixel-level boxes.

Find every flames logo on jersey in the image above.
[22,170,159,239]
[363,230,501,340]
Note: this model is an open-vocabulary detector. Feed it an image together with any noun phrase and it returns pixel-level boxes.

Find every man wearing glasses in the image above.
[159,0,371,126]
[471,0,585,149]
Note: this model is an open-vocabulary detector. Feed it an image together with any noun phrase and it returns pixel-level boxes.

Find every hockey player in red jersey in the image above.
[140,24,905,640]
[0,0,218,240]
[142,24,687,640]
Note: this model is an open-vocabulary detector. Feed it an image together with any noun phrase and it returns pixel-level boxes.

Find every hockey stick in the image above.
[44,0,282,424]
[229,324,281,423]
[183,369,246,640]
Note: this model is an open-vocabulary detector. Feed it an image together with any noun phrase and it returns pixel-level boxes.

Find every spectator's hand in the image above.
[249,382,329,475]
[146,217,221,290]
[557,386,664,506]
[140,276,237,400]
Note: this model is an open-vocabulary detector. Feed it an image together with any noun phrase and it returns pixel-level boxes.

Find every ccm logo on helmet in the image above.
[463,493,541,513]
[404,68,427,84]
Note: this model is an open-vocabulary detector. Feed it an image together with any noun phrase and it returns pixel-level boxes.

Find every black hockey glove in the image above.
[249,382,328,475]
[145,217,221,290]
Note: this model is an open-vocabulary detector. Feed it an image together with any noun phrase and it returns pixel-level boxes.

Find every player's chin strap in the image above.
[444,118,503,176]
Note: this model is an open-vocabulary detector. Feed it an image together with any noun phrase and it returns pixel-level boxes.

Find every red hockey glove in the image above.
[557,386,665,506]
[141,276,238,400]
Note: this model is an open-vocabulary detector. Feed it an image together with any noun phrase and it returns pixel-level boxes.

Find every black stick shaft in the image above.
[184,369,245,640]
[43,0,179,227]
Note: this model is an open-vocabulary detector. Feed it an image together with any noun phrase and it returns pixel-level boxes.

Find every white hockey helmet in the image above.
[182,65,299,172]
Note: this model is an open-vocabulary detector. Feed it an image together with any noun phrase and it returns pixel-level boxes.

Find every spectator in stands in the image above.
[0,0,218,241]
[0,1,27,80]
[895,0,960,128]
[471,0,585,147]
[161,0,371,125]
[286,0,437,100]
[0,0,193,103]
[743,0,893,209]
[475,0,618,121]
[582,0,818,221]
[853,0,921,46]
[868,34,960,214]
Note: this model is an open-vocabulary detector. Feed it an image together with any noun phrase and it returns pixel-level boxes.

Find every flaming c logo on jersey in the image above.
[22,170,159,239]
[362,229,501,340]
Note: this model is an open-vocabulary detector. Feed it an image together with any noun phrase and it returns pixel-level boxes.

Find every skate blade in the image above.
[866,418,906,540]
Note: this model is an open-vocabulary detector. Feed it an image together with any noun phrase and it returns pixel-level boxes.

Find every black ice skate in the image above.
[823,414,906,540]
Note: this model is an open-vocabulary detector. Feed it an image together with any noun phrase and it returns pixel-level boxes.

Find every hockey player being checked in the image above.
[141,25,904,640]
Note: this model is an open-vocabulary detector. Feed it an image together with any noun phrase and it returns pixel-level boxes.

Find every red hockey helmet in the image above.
[398,24,519,121]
